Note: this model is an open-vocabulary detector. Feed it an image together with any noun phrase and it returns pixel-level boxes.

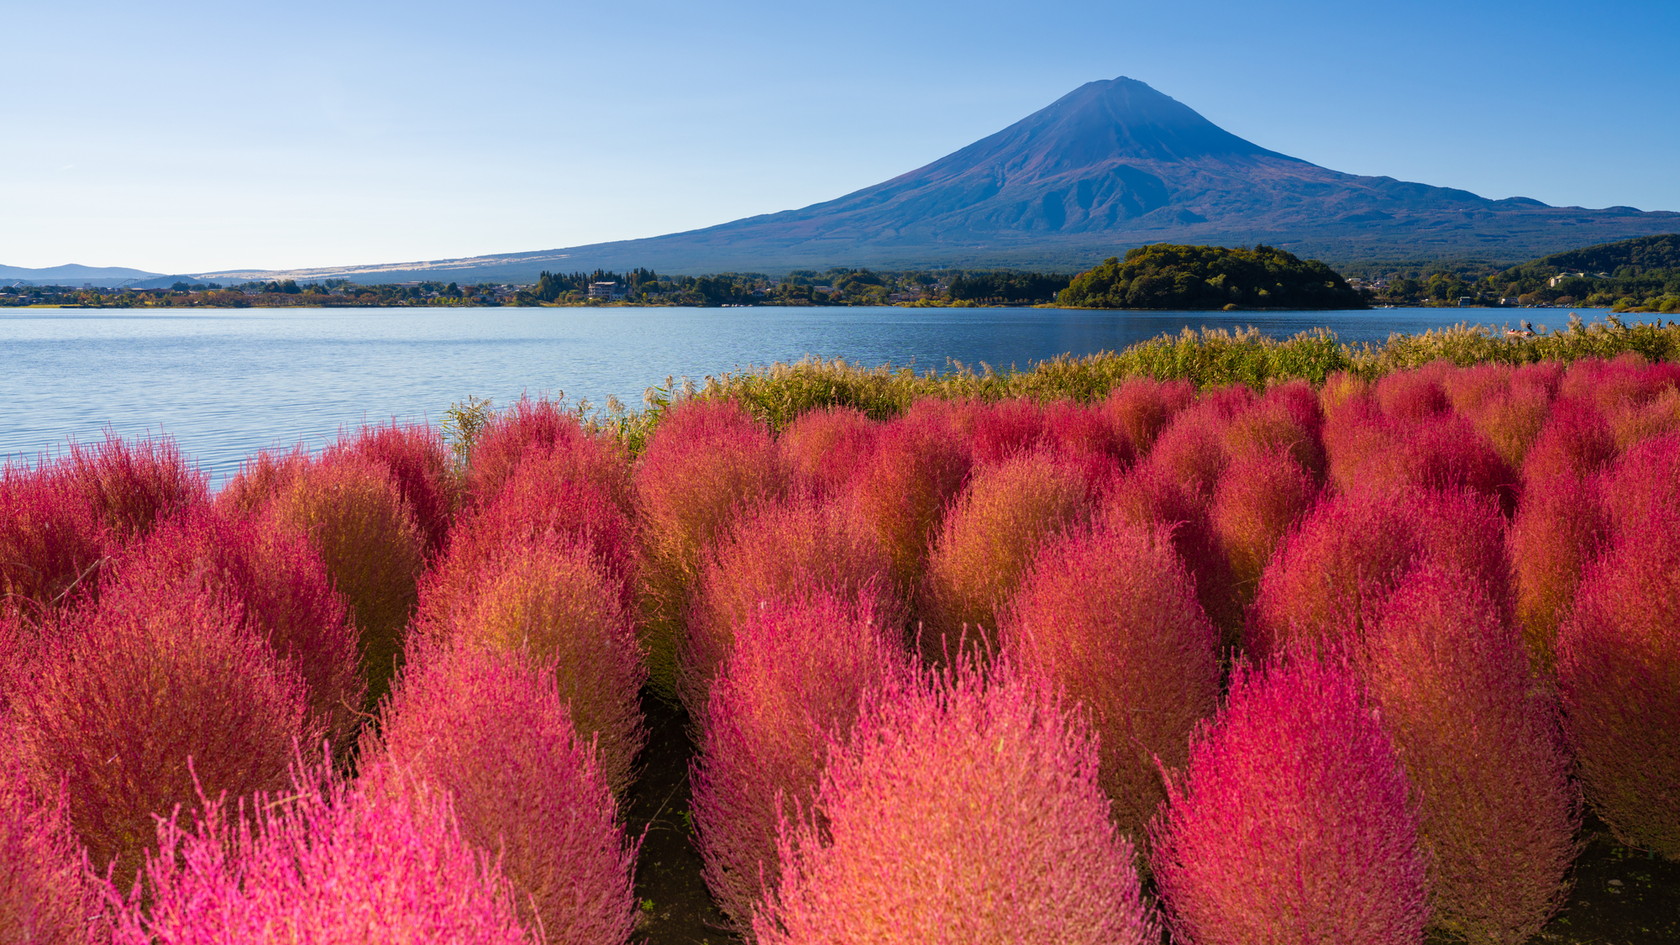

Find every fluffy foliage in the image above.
[1149,656,1427,945]
[1597,432,1680,543]
[464,396,635,516]
[214,446,310,519]
[1510,475,1609,677]
[1001,520,1220,837]
[1452,364,1558,468]
[100,508,364,748]
[264,453,425,707]
[1556,512,1680,859]
[0,461,108,622]
[839,410,971,594]
[418,540,646,796]
[8,582,316,889]
[60,433,208,540]
[753,659,1158,945]
[1100,464,1241,641]
[1247,486,1510,660]
[1102,376,1195,455]
[1,773,96,945]
[1209,450,1318,605]
[683,496,900,716]
[691,594,909,932]
[1360,567,1580,942]
[331,421,457,555]
[363,644,639,943]
[778,406,880,498]
[1520,398,1617,486]
[109,765,539,945]
[920,451,1091,658]
[1325,398,1518,514]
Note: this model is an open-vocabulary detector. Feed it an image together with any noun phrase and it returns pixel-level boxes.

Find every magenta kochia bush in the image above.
[111,764,539,945]
[418,539,647,796]
[1520,397,1617,487]
[1326,401,1518,514]
[1100,464,1241,641]
[1001,520,1220,838]
[1361,567,1580,942]
[8,582,316,889]
[684,496,900,716]
[100,508,365,749]
[1149,656,1427,945]
[1597,431,1680,543]
[1246,486,1510,660]
[753,658,1158,945]
[920,450,1090,659]
[362,644,638,943]
[0,462,107,622]
[1556,511,1680,859]
[332,420,457,556]
[62,432,208,540]
[691,594,910,932]
[779,406,880,498]
[465,395,636,515]
[1,772,96,945]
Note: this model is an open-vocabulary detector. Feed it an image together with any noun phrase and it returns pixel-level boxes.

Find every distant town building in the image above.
[588,281,628,301]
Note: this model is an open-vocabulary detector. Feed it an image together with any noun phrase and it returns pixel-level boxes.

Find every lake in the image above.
[0,304,1616,485]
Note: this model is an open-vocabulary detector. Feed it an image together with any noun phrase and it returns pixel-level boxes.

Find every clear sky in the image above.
[6,0,1678,275]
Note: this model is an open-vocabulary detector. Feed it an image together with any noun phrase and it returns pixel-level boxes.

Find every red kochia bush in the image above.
[683,496,900,716]
[465,397,635,516]
[265,453,425,707]
[1510,474,1609,676]
[1208,450,1318,605]
[8,583,315,889]
[61,432,208,540]
[363,645,638,943]
[1001,520,1220,838]
[840,409,971,593]
[1100,464,1241,641]
[1,772,96,945]
[778,406,880,498]
[1520,397,1617,487]
[1361,567,1580,942]
[691,594,910,932]
[1102,376,1195,457]
[1326,401,1518,514]
[1374,360,1454,420]
[215,446,310,519]
[111,766,539,945]
[1149,656,1427,945]
[1452,363,1557,469]
[100,508,365,748]
[0,462,107,621]
[920,450,1090,658]
[331,421,456,556]
[1597,431,1680,543]
[417,539,646,796]
[1556,512,1680,859]
[754,659,1158,945]
[1247,486,1510,660]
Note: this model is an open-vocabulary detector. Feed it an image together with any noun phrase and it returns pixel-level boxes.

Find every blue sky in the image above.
[6,0,1677,274]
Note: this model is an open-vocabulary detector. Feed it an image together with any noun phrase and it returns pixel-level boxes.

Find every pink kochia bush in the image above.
[110,763,539,945]
[690,593,910,932]
[464,397,636,516]
[778,406,880,498]
[1,772,97,945]
[416,538,646,796]
[331,420,457,556]
[753,659,1158,945]
[8,581,316,888]
[682,495,900,715]
[1208,449,1318,604]
[1102,376,1195,456]
[362,644,638,943]
[61,432,209,540]
[1360,567,1580,942]
[1001,520,1220,838]
[1149,656,1428,945]
[920,450,1090,658]
[1100,464,1240,640]
[839,409,971,593]
[1509,474,1608,676]
[0,461,108,622]
[1556,510,1680,859]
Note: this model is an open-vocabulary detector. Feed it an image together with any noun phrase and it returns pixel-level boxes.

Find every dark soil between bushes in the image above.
[624,691,1679,945]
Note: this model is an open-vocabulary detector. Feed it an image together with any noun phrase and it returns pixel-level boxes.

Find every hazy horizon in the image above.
[7,0,1678,275]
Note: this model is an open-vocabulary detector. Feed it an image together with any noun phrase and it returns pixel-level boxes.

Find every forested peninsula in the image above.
[1056,244,1365,310]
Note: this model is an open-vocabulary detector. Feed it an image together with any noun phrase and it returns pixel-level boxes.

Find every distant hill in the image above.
[0,263,166,288]
[1528,233,1680,274]
[193,77,1680,285]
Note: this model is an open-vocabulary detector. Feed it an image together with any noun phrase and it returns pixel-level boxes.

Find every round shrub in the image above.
[1208,449,1318,606]
[214,446,310,520]
[779,405,879,498]
[363,644,638,943]
[465,396,635,516]
[753,659,1158,945]
[1102,376,1195,456]
[1,772,96,945]
[1556,514,1680,859]
[1100,464,1241,642]
[61,433,208,541]
[1510,474,1609,677]
[1520,398,1617,487]
[419,539,646,796]
[840,409,971,594]
[8,582,316,889]
[0,461,107,622]
[1001,520,1220,838]
[1597,431,1680,544]
[920,450,1091,659]
[691,593,910,932]
[1360,566,1580,942]
[331,420,457,556]
[1149,656,1427,945]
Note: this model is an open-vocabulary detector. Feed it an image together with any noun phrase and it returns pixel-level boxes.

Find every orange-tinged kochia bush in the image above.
[419,539,646,796]
[920,451,1090,659]
[265,453,425,707]
[840,410,970,594]
[753,659,1158,945]
[691,594,910,932]
[1510,475,1608,677]
[1520,398,1617,487]
[363,644,638,943]
[1327,404,1518,515]
[1556,513,1680,859]
[1001,520,1220,838]
[465,396,635,516]
[1100,464,1240,642]
[1149,656,1427,945]
[214,446,310,520]
[1360,567,1580,942]
[1,772,96,945]
[1102,376,1195,457]
[110,766,540,945]
[8,583,316,889]
[778,406,879,498]
[1209,449,1318,605]
[62,432,208,541]
[332,420,457,556]
[683,496,900,716]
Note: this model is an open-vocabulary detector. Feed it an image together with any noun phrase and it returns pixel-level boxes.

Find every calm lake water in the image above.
[0,304,1620,485]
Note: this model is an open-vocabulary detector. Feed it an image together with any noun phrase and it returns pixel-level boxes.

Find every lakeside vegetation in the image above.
[1056,244,1364,310]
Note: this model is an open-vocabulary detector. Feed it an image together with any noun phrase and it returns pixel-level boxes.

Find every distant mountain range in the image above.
[1,263,167,288]
[18,77,1680,285]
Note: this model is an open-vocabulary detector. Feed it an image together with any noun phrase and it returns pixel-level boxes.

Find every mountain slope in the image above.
[198,78,1680,282]
[1,263,166,288]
